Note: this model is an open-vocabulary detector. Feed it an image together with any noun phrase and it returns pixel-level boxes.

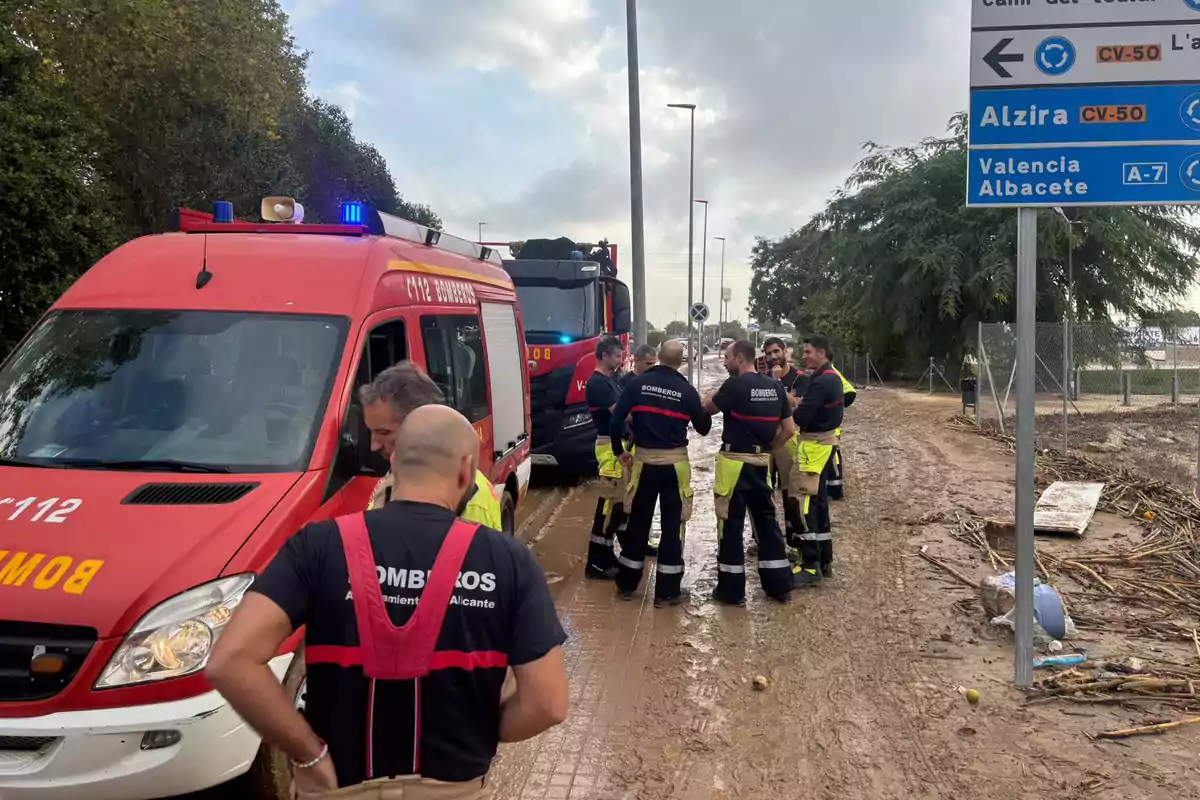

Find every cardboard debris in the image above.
[984,481,1106,544]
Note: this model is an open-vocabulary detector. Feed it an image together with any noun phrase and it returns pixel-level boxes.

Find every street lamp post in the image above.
[625,0,648,347]
[668,102,697,384]
[695,199,709,374]
[714,236,726,333]
[478,222,486,243]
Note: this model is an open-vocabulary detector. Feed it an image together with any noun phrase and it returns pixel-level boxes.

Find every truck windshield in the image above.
[514,281,599,344]
[0,310,347,473]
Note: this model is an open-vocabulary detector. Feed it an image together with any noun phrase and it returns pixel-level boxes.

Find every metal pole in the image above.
[624,0,648,348]
[1173,340,1179,406]
[1067,229,1074,402]
[665,104,697,383]
[698,200,708,375]
[1062,318,1069,453]
[929,357,934,394]
[478,222,485,242]
[1014,207,1038,689]
[716,236,726,333]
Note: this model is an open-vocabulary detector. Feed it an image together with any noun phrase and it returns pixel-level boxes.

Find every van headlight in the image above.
[95,574,255,689]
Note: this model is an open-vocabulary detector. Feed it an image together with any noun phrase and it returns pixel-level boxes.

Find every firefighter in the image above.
[700,341,794,605]
[758,337,807,558]
[626,344,661,557]
[609,340,711,607]
[585,336,628,579]
[825,364,857,500]
[790,334,844,587]
[362,363,502,529]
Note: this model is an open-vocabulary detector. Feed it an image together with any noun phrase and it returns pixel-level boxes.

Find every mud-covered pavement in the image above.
[489,377,1200,800]
[173,375,1199,800]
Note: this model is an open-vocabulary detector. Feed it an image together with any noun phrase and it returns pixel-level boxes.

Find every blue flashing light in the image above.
[340,201,365,225]
[212,200,234,223]
[559,335,573,344]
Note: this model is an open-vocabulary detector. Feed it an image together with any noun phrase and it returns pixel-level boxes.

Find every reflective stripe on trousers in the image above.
[712,456,792,601]
[619,460,690,600]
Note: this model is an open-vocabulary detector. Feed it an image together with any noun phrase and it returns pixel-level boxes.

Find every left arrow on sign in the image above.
[983,37,1023,79]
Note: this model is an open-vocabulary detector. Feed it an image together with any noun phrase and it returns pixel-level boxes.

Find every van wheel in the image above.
[245,649,306,800]
[501,489,516,536]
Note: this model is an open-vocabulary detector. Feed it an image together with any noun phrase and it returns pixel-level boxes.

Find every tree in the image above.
[15,0,311,236]
[0,13,119,356]
[749,112,1200,376]
[663,320,689,338]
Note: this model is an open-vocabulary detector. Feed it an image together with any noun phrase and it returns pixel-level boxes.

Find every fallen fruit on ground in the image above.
[753,675,769,691]
[966,689,980,705]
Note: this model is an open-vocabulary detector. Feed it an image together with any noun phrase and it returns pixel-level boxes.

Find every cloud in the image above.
[283,0,975,327]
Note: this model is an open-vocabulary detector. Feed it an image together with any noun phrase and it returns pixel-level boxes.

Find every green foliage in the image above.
[0,13,120,356]
[749,112,1200,376]
[2,0,439,360]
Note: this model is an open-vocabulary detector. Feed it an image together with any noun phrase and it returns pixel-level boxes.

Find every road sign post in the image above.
[968,0,1200,687]
[690,302,710,377]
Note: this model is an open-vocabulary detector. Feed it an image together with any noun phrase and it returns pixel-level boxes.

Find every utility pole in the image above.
[477,222,486,242]
[696,199,709,374]
[625,0,648,347]
[714,236,726,333]
[667,103,697,383]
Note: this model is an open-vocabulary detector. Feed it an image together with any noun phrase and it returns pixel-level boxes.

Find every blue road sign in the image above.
[1034,36,1075,77]
[746,322,760,332]
[1188,0,1200,11]
[966,144,1200,207]
[689,302,710,324]
[970,84,1200,147]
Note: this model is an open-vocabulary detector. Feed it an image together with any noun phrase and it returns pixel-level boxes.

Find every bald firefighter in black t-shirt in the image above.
[208,405,568,799]
[701,340,794,605]
[609,340,711,606]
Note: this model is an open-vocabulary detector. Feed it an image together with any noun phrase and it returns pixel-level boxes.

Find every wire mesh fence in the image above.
[977,321,1200,489]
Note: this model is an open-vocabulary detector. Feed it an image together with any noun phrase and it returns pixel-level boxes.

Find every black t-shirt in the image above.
[609,365,711,455]
[585,370,622,436]
[251,501,567,786]
[713,371,789,450]
[779,367,805,397]
[793,364,845,433]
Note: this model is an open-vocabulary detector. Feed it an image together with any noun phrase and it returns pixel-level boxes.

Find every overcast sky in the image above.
[277,1,997,327]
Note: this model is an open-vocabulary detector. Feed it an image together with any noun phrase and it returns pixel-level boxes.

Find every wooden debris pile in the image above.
[945,416,1200,643]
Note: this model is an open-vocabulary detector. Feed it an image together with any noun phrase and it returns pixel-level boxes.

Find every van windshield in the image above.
[514,280,599,344]
[0,310,348,473]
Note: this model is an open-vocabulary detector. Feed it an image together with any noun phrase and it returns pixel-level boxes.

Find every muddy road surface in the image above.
[171,382,1200,799]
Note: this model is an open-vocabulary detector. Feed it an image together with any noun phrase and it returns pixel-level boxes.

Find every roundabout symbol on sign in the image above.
[1035,36,1075,77]
[1183,93,1200,132]
[689,302,710,324]
[1182,154,1200,193]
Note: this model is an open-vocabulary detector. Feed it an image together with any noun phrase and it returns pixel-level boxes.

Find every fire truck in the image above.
[483,238,632,475]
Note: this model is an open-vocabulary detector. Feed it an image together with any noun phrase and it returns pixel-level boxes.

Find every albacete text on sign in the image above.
[974,155,1088,199]
[0,550,104,594]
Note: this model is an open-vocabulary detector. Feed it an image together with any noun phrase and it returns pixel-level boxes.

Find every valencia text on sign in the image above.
[966,144,1200,206]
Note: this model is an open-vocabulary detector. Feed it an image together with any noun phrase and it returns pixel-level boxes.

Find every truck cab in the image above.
[498,242,631,474]
[0,200,531,800]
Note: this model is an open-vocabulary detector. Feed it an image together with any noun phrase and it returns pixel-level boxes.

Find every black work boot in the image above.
[586,565,618,581]
[819,540,834,579]
[793,564,823,588]
[654,588,691,608]
[710,588,746,607]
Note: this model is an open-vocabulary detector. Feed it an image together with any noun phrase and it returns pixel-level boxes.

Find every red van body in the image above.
[0,205,532,799]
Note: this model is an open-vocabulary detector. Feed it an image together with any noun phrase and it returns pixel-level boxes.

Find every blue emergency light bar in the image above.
[340,201,365,225]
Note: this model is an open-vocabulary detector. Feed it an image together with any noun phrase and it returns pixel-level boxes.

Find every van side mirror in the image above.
[335,402,389,478]
[612,281,632,334]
